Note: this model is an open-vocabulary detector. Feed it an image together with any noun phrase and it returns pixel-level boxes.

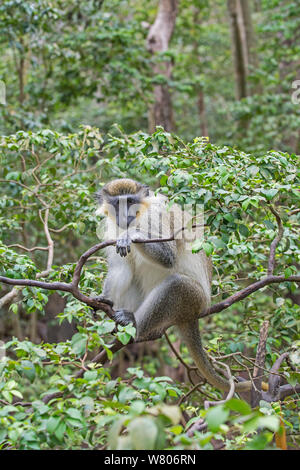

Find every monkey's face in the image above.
[104,194,143,229]
[96,179,150,230]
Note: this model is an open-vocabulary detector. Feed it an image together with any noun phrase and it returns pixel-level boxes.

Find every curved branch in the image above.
[39,208,54,275]
[72,240,115,289]
[0,287,18,309]
[268,352,290,398]
[278,384,300,400]
[7,244,49,252]
[205,275,300,317]
[262,383,300,403]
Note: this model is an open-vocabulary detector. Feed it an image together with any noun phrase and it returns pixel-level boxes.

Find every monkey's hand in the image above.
[116,234,132,257]
[114,309,136,328]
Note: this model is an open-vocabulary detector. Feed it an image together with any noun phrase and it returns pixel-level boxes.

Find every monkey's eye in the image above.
[127,197,134,205]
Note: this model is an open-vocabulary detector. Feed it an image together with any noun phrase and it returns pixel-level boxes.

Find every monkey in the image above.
[94,178,251,393]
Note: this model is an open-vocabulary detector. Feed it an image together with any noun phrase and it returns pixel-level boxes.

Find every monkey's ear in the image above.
[141,184,150,197]
[95,189,105,206]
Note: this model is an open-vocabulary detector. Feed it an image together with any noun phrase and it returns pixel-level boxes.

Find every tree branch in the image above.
[2,233,298,406]
[268,352,289,398]
[205,275,300,317]
[251,320,269,407]
[1,235,299,317]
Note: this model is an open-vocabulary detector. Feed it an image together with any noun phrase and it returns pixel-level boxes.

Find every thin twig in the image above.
[7,244,49,252]
[178,381,205,406]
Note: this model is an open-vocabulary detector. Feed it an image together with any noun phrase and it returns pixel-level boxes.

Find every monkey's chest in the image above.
[132,249,172,296]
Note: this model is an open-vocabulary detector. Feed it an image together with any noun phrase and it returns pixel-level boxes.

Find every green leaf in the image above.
[83,370,98,381]
[71,333,87,355]
[118,387,136,403]
[11,389,23,399]
[284,267,293,278]
[46,417,61,434]
[287,372,300,387]
[20,360,36,382]
[257,416,280,432]
[245,432,273,450]
[66,408,83,420]
[130,400,145,415]
[225,398,252,415]
[55,421,67,441]
[238,224,249,237]
[2,391,13,403]
[206,405,230,432]
[9,303,18,314]
[108,417,127,450]
[191,238,203,253]
[128,417,158,450]
[169,425,183,435]
[202,242,214,256]
[117,331,131,345]
[261,189,279,200]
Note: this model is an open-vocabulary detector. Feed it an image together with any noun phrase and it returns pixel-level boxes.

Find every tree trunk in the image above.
[147,0,178,133]
[227,0,247,100]
[238,0,260,94]
[228,0,259,98]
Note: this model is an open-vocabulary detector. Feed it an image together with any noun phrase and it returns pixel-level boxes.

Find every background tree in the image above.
[146,0,178,132]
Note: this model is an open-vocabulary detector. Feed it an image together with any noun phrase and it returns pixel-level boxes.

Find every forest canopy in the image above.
[0,0,299,452]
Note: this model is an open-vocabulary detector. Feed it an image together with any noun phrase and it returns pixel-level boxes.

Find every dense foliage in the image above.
[0,0,299,452]
[0,127,299,449]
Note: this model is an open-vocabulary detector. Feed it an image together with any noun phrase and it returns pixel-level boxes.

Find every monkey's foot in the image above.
[116,236,131,257]
[114,309,136,327]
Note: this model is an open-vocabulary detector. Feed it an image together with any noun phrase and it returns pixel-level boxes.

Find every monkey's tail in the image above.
[178,320,252,393]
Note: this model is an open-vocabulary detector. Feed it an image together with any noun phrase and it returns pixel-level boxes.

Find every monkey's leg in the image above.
[133,275,252,393]
[134,274,205,341]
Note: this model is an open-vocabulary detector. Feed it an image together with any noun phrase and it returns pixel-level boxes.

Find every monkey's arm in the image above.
[136,240,177,268]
